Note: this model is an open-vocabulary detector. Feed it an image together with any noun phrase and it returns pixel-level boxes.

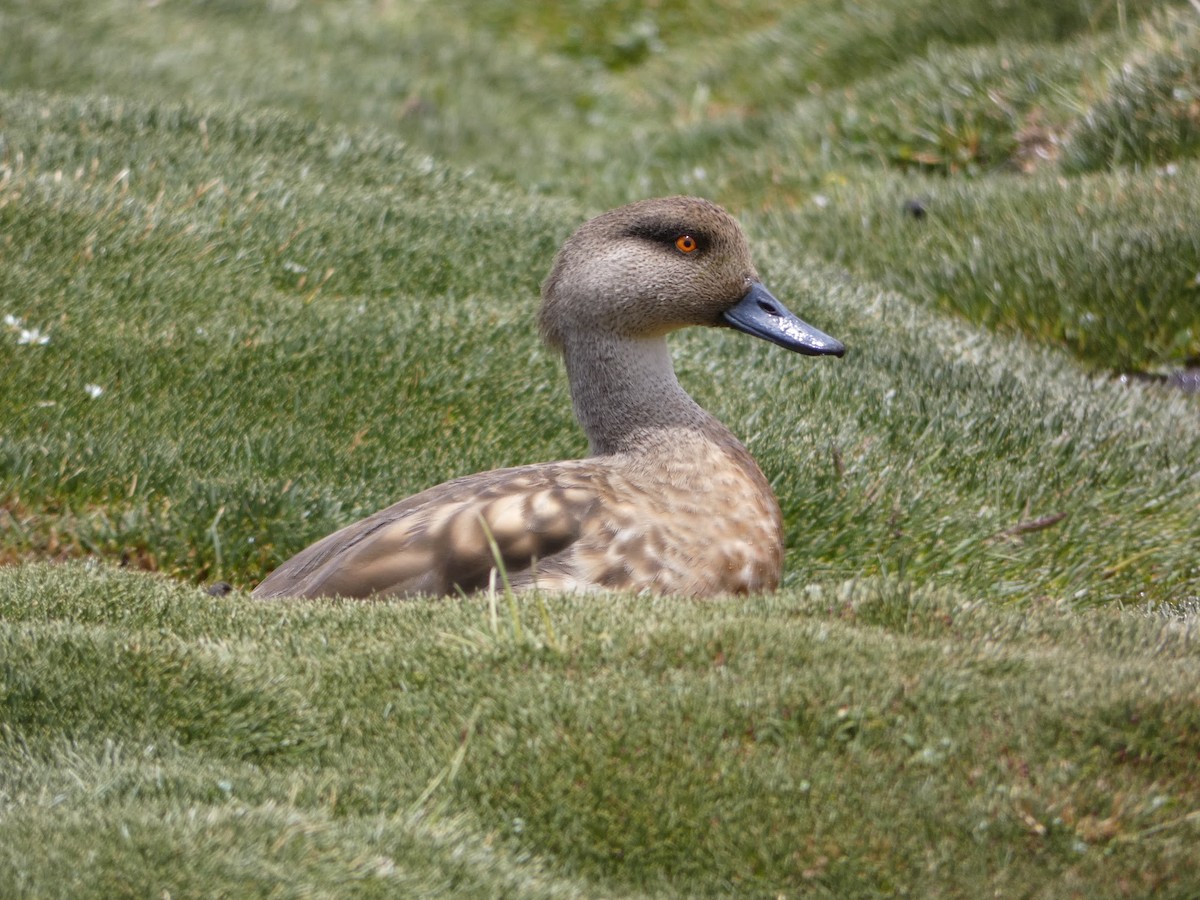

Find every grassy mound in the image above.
[3,565,1198,895]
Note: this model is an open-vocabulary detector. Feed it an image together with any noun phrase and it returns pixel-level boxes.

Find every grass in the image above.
[3,565,1199,896]
[1,0,1199,894]
[1065,7,1200,171]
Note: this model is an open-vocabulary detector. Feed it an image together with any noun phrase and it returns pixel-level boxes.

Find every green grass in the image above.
[1065,7,1200,171]
[3,565,1199,896]
[2,0,1200,894]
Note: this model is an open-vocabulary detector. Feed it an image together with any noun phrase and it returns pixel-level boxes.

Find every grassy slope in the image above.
[1,92,1196,603]
[2,0,1199,895]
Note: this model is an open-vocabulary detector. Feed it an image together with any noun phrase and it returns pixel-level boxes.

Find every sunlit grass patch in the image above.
[754,164,1200,371]
[1065,6,1200,171]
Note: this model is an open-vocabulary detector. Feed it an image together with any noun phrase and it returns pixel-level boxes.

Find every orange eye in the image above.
[675,234,698,254]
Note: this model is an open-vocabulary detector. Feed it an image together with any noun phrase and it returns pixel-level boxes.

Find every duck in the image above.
[252,196,844,600]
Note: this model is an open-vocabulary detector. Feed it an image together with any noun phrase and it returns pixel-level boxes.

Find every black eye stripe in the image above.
[625,222,709,251]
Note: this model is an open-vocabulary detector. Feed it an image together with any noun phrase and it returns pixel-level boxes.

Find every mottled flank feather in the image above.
[253,196,842,600]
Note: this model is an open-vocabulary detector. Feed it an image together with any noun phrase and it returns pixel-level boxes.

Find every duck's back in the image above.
[252,432,783,600]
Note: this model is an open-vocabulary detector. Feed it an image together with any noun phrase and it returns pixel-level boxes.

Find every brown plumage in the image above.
[252,196,843,600]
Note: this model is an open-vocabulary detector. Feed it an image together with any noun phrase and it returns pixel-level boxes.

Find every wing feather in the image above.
[252,462,604,599]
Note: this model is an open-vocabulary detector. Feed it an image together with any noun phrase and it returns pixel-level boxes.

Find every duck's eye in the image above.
[674,234,698,254]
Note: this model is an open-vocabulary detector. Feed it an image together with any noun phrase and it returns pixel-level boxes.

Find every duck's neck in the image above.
[561,333,726,456]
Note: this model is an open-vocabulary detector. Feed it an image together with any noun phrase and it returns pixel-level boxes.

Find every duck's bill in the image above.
[723,283,845,357]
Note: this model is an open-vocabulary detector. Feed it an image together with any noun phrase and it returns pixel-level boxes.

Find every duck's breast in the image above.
[567,440,784,596]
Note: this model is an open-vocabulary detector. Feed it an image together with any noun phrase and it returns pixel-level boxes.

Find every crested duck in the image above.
[253,196,843,599]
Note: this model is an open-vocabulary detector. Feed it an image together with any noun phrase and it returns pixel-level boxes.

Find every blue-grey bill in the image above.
[723,283,845,357]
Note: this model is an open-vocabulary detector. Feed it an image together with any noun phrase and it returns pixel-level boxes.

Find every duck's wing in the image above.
[251,462,604,600]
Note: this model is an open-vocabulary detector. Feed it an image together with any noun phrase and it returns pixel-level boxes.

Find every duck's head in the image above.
[539,196,844,358]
